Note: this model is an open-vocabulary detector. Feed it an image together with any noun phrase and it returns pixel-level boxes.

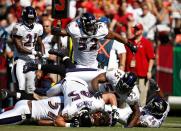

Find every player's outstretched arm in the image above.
[91,73,107,92]
[102,93,117,107]
[54,115,79,127]
[126,102,141,128]
[106,31,137,53]
[37,119,54,126]
[37,36,45,55]
[106,30,128,44]
[51,27,70,37]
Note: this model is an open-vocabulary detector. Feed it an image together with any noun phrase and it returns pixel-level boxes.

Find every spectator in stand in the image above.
[7,0,23,22]
[0,0,8,20]
[151,0,171,26]
[110,1,134,38]
[125,23,155,107]
[0,24,8,109]
[126,0,143,24]
[42,19,59,83]
[137,2,156,40]
[171,11,181,44]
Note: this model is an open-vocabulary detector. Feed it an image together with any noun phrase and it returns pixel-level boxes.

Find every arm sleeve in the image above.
[46,83,62,97]
[41,64,66,77]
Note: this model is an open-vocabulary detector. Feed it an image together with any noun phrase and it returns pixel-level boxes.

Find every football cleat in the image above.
[0,89,9,100]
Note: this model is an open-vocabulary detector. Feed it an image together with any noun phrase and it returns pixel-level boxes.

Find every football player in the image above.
[105,79,170,128]
[0,96,63,125]
[12,6,45,100]
[138,96,169,128]
[52,13,137,69]
[46,75,119,127]
[91,69,141,128]
[137,79,170,128]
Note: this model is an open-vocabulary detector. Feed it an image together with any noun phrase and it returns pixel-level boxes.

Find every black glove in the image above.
[111,109,119,126]
[70,117,79,127]
[48,49,65,58]
[51,26,61,36]
[127,42,137,53]
[149,79,160,91]
[0,89,16,99]
[23,61,38,73]
[93,91,103,99]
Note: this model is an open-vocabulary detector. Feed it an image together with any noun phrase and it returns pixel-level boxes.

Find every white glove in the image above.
[31,49,37,55]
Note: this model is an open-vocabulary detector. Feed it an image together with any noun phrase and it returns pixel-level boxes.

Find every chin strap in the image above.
[23,21,34,29]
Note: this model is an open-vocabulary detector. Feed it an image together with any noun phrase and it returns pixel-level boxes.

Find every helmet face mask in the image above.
[22,6,36,29]
[80,13,97,35]
[116,72,137,94]
[91,110,110,126]
[145,97,167,119]
[78,109,92,127]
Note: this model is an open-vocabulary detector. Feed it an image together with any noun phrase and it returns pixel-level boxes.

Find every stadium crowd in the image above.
[0,0,180,128]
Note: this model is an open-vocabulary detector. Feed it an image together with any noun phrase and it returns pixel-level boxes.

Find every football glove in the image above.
[93,91,103,99]
[111,109,119,126]
[127,42,137,53]
[70,117,79,127]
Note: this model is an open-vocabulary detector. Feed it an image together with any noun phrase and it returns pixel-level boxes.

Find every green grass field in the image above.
[0,117,181,131]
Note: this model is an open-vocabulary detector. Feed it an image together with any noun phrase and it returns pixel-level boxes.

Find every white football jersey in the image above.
[139,101,170,127]
[66,69,105,91]
[42,34,57,57]
[60,76,105,119]
[31,96,64,120]
[12,22,43,59]
[67,20,108,66]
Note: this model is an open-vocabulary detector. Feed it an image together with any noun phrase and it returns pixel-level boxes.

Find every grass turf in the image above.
[0,117,181,131]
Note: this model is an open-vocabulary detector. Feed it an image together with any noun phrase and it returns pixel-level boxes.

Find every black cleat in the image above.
[149,79,160,91]
[0,89,9,100]
[23,61,38,73]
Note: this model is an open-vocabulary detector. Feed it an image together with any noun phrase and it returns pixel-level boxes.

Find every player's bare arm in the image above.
[54,115,67,127]
[106,31,137,53]
[91,73,107,92]
[127,102,141,128]
[51,27,70,37]
[14,36,32,54]
[106,30,128,44]
[37,119,54,126]
[37,36,45,54]
[54,115,78,127]
[102,93,117,107]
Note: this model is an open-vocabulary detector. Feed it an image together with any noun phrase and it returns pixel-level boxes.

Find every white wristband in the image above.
[38,64,41,70]
[65,123,71,127]
[112,105,118,110]
[16,92,21,99]
[32,50,37,55]
[63,56,70,61]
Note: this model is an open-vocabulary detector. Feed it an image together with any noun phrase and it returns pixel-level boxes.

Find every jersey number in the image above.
[24,34,38,47]
[48,101,61,120]
[68,90,93,102]
[78,38,97,51]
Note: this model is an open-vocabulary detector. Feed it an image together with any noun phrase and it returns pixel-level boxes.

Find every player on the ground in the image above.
[104,79,170,128]
[0,96,64,125]
[91,69,141,128]
[46,75,119,126]
[12,6,45,100]
[137,79,170,128]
